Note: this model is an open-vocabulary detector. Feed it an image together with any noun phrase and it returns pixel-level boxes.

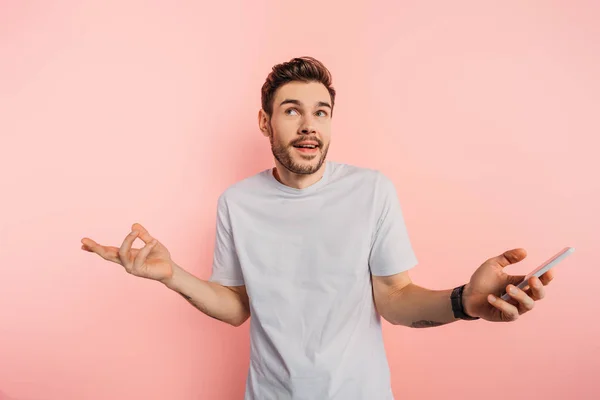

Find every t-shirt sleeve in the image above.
[208,193,245,286]
[369,172,418,276]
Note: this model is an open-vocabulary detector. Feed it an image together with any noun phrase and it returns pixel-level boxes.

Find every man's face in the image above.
[260,81,332,175]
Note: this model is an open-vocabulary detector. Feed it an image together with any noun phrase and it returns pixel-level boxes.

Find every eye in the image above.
[285,108,299,116]
[316,110,328,117]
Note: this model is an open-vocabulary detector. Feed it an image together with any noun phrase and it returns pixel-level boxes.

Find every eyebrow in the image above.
[279,99,332,109]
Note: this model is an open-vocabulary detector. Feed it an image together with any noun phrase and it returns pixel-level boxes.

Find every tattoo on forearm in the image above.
[410,320,449,328]
[178,292,193,302]
[176,291,215,321]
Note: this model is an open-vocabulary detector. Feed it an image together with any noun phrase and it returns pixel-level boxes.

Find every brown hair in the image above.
[261,56,336,117]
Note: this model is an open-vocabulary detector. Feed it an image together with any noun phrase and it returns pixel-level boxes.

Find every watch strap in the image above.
[451,284,480,320]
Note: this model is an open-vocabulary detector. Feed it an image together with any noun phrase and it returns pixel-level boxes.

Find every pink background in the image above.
[1,1,599,399]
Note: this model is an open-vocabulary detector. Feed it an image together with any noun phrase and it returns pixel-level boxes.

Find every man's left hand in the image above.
[462,248,555,322]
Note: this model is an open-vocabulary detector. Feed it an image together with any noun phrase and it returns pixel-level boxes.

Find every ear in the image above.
[258,109,270,137]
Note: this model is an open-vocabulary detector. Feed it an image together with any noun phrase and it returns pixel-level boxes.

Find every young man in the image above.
[81,57,555,400]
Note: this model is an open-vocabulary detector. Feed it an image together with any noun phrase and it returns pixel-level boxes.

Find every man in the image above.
[81,56,554,400]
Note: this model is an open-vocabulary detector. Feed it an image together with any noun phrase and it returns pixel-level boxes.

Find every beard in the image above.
[268,125,329,175]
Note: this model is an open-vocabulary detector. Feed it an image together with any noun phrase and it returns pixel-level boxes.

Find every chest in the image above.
[229,193,379,281]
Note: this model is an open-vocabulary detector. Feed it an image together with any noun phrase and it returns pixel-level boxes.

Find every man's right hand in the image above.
[81,222,174,283]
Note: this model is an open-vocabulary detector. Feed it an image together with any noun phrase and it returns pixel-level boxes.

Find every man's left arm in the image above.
[367,173,556,326]
[372,273,459,328]
[372,248,556,327]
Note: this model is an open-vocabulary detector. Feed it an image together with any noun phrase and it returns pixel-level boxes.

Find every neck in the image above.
[272,160,327,189]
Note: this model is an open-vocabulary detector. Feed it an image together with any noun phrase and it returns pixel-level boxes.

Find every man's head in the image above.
[258,57,336,175]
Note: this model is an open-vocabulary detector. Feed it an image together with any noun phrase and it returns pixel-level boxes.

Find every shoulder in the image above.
[329,161,394,192]
[216,168,271,206]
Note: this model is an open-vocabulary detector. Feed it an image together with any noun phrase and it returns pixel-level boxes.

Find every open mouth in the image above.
[292,144,319,154]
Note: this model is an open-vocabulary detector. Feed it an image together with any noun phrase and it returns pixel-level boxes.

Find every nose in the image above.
[299,118,316,135]
[300,127,315,135]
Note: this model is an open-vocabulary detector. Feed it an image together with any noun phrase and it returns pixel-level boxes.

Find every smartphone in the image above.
[500,246,575,301]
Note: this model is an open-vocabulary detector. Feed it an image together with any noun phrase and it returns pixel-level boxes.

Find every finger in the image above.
[527,276,546,301]
[81,237,97,249]
[506,284,535,313]
[81,244,94,252]
[506,274,526,288]
[539,268,555,285]
[132,239,157,273]
[488,294,520,321]
[131,223,155,245]
[492,248,527,269]
[119,230,140,271]
[81,238,120,264]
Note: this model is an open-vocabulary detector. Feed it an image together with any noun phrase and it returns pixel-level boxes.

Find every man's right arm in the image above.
[161,262,250,327]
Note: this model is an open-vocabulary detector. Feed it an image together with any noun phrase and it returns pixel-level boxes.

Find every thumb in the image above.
[492,248,528,269]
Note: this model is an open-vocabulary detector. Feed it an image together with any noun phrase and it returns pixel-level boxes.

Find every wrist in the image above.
[451,283,479,320]
[461,283,478,318]
[160,261,182,289]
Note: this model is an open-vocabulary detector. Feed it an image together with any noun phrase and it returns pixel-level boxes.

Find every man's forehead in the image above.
[274,82,330,106]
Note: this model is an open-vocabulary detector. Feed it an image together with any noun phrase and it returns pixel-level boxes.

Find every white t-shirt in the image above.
[208,160,418,400]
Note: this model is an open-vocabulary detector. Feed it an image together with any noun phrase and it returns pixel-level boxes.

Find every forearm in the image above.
[384,283,460,328]
[161,263,249,327]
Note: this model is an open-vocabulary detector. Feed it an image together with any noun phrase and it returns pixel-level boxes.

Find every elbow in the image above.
[375,294,407,327]
[376,306,400,326]
[230,318,246,327]
[379,311,408,326]
[377,291,412,326]
[229,311,251,327]
[381,313,401,326]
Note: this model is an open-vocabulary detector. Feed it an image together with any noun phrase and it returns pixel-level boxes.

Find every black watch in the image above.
[451,284,480,320]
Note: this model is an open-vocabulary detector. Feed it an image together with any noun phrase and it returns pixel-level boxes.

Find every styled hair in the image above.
[261,56,336,117]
